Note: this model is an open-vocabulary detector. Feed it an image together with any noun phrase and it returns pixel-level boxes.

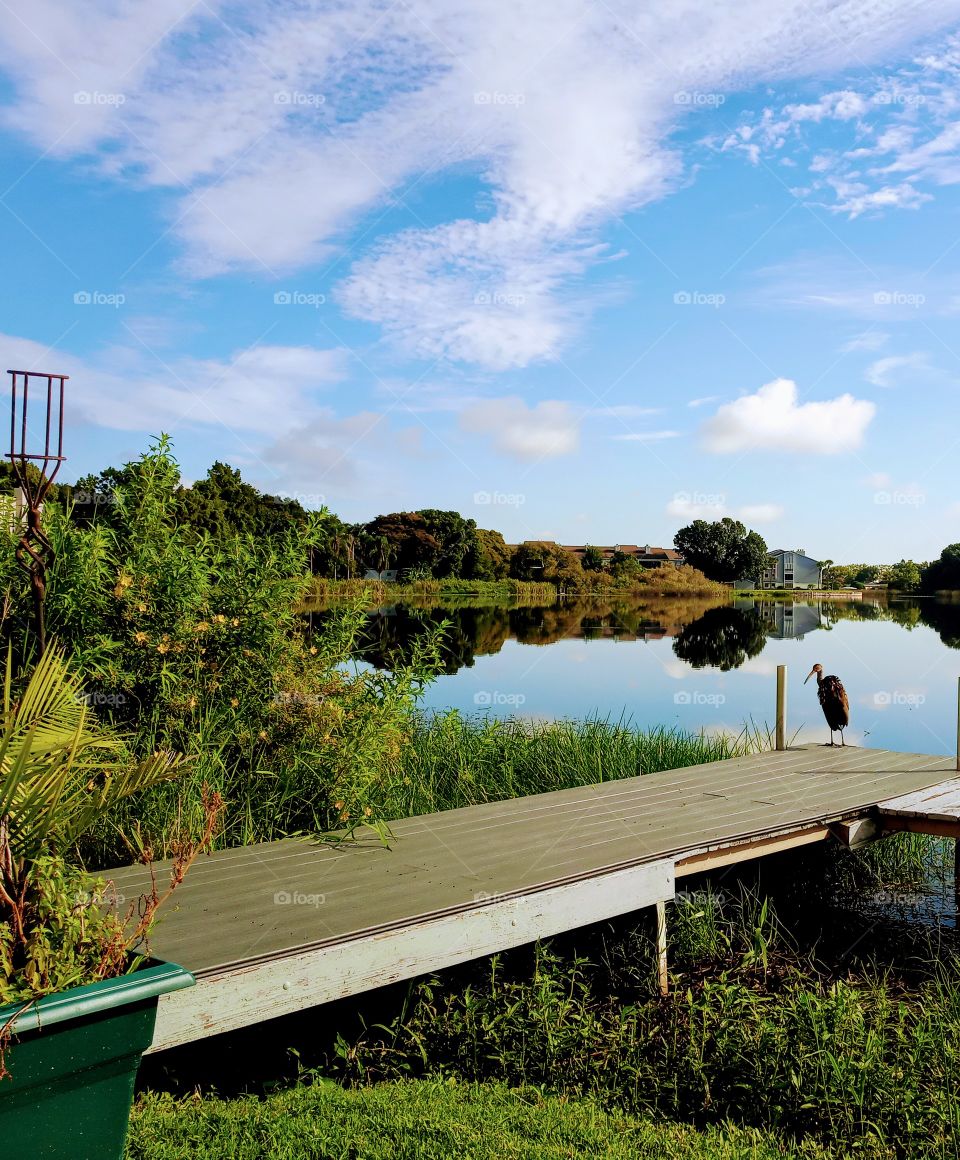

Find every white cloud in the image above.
[666,495,726,520]
[612,430,681,442]
[687,395,721,408]
[2,2,958,368]
[717,36,960,217]
[738,503,784,523]
[842,330,889,352]
[700,377,875,454]
[666,496,783,522]
[864,351,931,386]
[459,396,578,459]
[589,405,663,418]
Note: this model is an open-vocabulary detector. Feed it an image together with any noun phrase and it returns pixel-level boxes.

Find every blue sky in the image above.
[1,2,960,561]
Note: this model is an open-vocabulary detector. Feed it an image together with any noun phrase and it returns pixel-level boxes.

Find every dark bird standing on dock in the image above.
[804,663,849,746]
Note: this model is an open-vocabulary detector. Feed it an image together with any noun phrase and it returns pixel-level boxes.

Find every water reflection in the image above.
[328,594,960,676]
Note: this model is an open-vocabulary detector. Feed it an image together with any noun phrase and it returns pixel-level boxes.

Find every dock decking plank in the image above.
[109,745,954,981]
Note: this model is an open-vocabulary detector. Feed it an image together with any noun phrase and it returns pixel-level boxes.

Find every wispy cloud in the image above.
[1,2,958,371]
[864,350,931,386]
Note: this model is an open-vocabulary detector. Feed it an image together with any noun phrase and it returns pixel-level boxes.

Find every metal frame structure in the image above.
[6,369,68,654]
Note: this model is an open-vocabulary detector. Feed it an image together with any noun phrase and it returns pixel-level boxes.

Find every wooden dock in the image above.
[107,744,960,1053]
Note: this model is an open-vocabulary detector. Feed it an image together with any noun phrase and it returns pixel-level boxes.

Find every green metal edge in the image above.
[0,958,195,1036]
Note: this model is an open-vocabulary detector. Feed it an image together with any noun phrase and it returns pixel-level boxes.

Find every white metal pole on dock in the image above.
[956,676,960,772]
[776,665,787,751]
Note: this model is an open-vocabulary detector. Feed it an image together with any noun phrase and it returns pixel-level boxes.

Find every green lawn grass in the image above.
[128,1079,838,1160]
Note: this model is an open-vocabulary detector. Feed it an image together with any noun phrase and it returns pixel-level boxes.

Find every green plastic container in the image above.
[0,959,194,1160]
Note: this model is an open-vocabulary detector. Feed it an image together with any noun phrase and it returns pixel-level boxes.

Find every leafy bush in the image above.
[0,438,441,866]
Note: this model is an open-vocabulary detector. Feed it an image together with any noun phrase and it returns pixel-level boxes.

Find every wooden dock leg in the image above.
[655,900,668,996]
[775,665,787,751]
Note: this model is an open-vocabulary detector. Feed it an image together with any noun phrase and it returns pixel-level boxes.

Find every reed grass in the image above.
[324,884,960,1157]
[382,712,754,817]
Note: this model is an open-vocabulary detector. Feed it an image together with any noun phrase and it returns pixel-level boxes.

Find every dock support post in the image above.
[655,900,668,996]
[775,665,787,751]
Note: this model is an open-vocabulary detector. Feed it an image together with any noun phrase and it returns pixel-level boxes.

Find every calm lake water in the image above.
[311,594,960,757]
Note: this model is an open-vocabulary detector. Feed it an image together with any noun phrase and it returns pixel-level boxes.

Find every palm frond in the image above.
[0,648,184,867]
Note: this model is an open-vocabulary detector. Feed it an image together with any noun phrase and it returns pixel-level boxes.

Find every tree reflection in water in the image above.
[672,605,767,671]
[309,594,960,676]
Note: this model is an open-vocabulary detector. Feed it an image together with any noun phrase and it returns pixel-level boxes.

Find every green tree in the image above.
[609,551,641,581]
[360,513,440,574]
[923,544,960,592]
[416,510,479,578]
[887,559,922,591]
[673,518,768,584]
[180,462,307,541]
[581,545,606,572]
[469,528,511,580]
[509,542,582,588]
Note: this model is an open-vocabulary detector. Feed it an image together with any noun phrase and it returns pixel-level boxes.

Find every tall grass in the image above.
[327,883,960,1157]
[382,712,754,817]
[85,712,751,867]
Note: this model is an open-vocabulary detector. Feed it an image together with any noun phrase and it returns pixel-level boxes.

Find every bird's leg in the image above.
[840,730,846,746]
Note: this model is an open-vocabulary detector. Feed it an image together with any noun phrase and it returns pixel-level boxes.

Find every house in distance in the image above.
[757,549,822,590]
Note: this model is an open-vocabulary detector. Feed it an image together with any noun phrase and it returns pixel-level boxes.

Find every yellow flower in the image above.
[230,697,239,708]
[258,730,268,741]
[137,603,147,613]
[214,614,226,624]
[231,618,240,627]
[156,642,170,654]
[363,806,372,817]
[133,631,148,644]
[309,646,317,655]
[195,622,210,633]
[334,800,345,810]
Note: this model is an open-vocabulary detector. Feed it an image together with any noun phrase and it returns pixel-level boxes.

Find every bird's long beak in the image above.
[804,668,816,684]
